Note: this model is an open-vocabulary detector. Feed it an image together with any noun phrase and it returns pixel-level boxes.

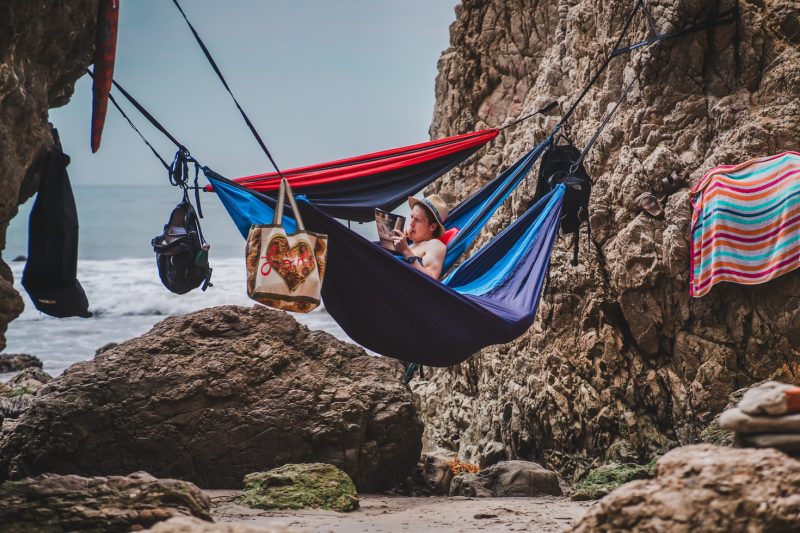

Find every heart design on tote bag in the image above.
[266,235,316,291]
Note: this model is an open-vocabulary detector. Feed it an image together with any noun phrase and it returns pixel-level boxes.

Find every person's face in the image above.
[408,205,437,242]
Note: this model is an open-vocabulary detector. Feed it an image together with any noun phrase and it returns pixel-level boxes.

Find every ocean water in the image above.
[4,185,363,377]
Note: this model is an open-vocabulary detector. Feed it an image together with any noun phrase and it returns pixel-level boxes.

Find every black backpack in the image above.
[531,142,592,265]
[152,197,212,294]
[22,129,92,318]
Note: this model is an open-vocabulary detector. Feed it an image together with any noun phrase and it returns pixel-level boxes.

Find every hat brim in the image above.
[408,196,445,236]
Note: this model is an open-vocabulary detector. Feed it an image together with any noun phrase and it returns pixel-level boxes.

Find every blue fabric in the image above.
[207,172,564,366]
[207,171,295,237]
[442,138,553,271]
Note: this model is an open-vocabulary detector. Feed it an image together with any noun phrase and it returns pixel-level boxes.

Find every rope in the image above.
[170,0,283,177]
[99,0,739,204]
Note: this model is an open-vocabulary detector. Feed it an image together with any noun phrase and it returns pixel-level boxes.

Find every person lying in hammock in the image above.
[392,194,449,279]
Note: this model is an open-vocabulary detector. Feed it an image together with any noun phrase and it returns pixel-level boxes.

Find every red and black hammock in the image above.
[214,129,499,222]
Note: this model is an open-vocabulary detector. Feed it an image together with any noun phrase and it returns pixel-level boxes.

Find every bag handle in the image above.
[272,178,306,231]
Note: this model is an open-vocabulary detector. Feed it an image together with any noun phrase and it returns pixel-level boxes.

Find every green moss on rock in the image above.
[571,461,656,501]
[239,463,359,512]
[9,387,33,398]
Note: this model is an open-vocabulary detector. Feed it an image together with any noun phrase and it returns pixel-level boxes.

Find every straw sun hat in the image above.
[408,194,449,236]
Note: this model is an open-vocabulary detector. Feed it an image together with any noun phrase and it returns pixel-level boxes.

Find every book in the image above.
[375,208,406,251]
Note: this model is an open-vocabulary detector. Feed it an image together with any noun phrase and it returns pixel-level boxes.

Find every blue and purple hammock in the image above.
[206,133,564,366]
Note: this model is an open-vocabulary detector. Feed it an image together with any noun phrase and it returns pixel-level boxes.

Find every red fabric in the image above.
[439,227,459,246]
[205,129,498,192]
[90,0,120,153]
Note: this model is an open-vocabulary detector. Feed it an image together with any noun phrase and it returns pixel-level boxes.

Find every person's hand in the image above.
[392,229,410,254]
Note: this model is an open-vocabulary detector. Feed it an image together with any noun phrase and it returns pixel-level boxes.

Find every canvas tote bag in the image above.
[246,178,328,313]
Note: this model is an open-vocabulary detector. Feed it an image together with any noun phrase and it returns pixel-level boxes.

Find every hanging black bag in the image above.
[152,195,212,295]
[530,141,592,265]
[533,142,592,233]
[22,129,92,318]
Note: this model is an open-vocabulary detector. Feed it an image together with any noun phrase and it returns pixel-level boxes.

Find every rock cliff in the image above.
[418,0,800,480]
[0,0,98,349]
[3,0,800,493]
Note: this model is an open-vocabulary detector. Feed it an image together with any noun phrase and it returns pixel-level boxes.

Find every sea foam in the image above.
[6,258,354,376]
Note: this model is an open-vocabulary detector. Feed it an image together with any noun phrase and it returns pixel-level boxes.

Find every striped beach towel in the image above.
[690,151,800,297]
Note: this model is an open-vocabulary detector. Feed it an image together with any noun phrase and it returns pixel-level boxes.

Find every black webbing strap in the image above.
[87,68,171,172]
[557,0,644,129]
[500,101,559,130]
[171,0,283,177]
[94,69,207,216]
[566,0,738,169]
[610,3,739,58]
[403,362,423,384]
[572,62,647,171]
[110,79,186,151]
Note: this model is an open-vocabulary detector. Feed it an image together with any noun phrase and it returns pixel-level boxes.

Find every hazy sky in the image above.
[52,0,459,185]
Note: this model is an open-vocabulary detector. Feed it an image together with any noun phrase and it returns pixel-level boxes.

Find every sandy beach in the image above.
[209,491,592,532]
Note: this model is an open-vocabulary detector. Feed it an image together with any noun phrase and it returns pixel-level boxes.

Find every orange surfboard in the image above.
[90,0,120,153]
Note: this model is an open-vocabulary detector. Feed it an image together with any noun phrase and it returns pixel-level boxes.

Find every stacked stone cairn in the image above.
[720,381,800,455]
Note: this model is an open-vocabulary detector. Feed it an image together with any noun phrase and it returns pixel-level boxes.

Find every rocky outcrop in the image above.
[0,306,423,491]
[240,463,359,512]
[0,366,52,419]
[0,471,211,532]
[0,0,98,349]
[410,449,459,495]
[448,460,561,497]
[417,0,800,479]
[720,381,800,455]
[572,444,800,532]
[0,353,42,373]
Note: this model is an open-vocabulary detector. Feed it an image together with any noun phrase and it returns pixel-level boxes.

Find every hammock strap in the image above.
[500,101,558,131]
[104,81,171,172]
[109,78,186,152]
[571,60,647,172]
[170,0,283,177]
[97,70,208,217]
[567,0,737,170]
[610,2,740,58]
[557,0,644,129]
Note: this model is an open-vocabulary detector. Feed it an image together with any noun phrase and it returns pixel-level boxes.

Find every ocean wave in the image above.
[5,258,356,375]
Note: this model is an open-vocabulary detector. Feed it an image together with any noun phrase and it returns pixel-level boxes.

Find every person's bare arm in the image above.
[391,230,446,279]
[418,240,445,279]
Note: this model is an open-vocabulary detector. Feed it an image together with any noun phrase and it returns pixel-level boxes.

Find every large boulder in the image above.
[0,471,211,532]
[239,463,359,512]
[410,449,459,495]
[571,461,655,501]
[573,444,800,532]
[448,460,561,497]
[0,306,423,490]
[0,367,52,419]
[0,354,42,373]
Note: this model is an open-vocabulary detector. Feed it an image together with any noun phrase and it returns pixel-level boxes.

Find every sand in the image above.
[209,491,593,532]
